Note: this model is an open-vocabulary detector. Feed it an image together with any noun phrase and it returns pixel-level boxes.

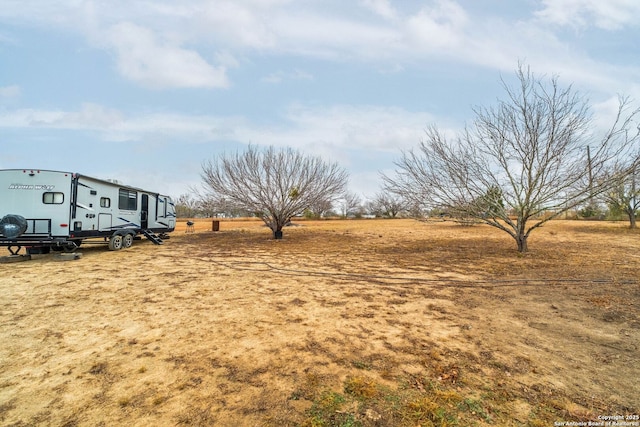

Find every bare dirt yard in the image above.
[1,218,639,426]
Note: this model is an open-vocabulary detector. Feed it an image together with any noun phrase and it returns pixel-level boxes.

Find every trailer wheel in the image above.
[122,233,134,249]
[108,234,124,251]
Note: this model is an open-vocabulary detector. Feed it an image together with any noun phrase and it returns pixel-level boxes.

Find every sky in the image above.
[1,0,639,201]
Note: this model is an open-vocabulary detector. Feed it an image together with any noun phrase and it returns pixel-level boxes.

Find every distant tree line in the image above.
[176,187,638,225]
[174,189,417,220]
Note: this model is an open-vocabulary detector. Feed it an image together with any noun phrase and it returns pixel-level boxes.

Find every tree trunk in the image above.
[513,219,529,253]
[515,223,529,253]
[515,234,528,253]
[272,220,284,239]
[629,211,637,229]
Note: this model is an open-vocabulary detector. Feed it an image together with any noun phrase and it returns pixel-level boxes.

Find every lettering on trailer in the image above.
[8,184,55,190]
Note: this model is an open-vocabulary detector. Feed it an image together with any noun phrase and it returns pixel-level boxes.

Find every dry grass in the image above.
[0,218,638,426]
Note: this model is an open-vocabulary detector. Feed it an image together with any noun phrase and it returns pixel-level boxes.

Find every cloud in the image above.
[1,0,638,97]
[261,69,314,84]
[235,104,436,159]
[195,1,279,49]
[405,0,469,51]
[0,85,21,98]
[105,22,229,89]
[0,103,248,144]
[535,0,640,30]
[0,101,433,152]
[65,103,125,129]
[7,97,634,162]
[214,51,241,69]
[360,0,398,21]
[0,103,123,130]
[270,11,400,61]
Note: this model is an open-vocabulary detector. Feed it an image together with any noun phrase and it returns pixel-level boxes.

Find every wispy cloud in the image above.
[405,0,469,51]
[0,85,21,98]
[261,69,314,84]
[0,102,433,153]
[0,103,123,131]
[535,0,640,30]
[359,0,398,21]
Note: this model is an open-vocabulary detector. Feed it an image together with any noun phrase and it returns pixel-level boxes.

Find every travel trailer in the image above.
[0,169,176,255]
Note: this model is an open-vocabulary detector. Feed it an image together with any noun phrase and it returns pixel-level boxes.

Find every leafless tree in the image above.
[338,192,362,217]
[174,193,200,218]
[383,64,640,252]
[372,192,408,218]
[604,165,640,228]
[307,198,334,218]
[200,145,348,238]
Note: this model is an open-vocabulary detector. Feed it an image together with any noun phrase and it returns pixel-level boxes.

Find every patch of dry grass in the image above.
[0,218,638,426]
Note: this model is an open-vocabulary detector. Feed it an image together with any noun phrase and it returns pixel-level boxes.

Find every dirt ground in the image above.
[1,218,638,426]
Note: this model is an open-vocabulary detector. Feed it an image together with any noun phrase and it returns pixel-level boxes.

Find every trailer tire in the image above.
[108,234,124,251]
[122,233,134,249]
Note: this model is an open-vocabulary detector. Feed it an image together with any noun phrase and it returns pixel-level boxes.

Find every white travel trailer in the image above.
[0,169,176,254]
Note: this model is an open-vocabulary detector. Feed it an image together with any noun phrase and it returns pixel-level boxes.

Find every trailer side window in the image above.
[43,192,64,204]
[100,197,111,208]
[118,189,137,210]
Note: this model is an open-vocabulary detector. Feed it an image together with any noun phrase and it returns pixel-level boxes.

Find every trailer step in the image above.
[142,229,164,245]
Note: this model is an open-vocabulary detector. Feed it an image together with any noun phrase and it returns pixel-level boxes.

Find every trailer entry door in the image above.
[141,194,149,229]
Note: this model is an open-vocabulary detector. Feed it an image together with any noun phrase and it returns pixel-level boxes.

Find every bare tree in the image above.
[604,165,640,228]
[201,145,348,238]
[373,192,408,218]
[307,198,334,218]
[196,197,248,218]
[174,193,200,218]
[338,192,362,218]
[383,64,640,252]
